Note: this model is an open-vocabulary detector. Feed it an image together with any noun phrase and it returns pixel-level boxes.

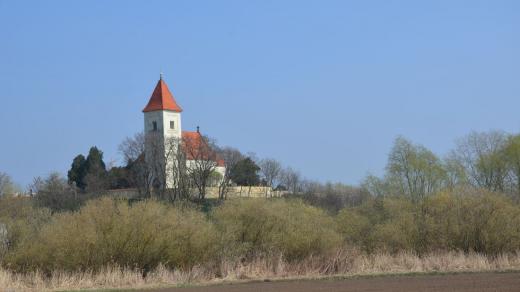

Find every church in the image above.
[142,75,225,189]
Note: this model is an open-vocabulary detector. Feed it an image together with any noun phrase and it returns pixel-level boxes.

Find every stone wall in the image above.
[204,186,286,198]
[107,187,286,199]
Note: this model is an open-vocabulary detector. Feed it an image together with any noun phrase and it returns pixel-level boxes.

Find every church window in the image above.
[170,121,175,129]
[152,121,157,131]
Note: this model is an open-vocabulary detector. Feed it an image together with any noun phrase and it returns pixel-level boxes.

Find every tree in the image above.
[32,172,86,212]
[296,180,369,213]
[67,155,87,189]
[120,132,187,200]
[119,132,153,198]
[259,158,282,197]
[145,132,171,197]
[66,147,108,193]
[451,131,509,192]
[281,167,301,194]
[182,133,219,200]
[503,134,520,198]
[361,174,392,197]
[216,147,244,200]
[0,172,16,197]
[164,136,190,202]
[386,137,447,201]
[120,132,217,202]
[107,166,132,189]
[230,158,260,187]
[83,147,107,193]
[443,155,469,189]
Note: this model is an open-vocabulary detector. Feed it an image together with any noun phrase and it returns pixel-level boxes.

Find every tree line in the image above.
[2,129,520,213]
[1,132,303,212]
[362,131,520,202]
[116,132,302,201]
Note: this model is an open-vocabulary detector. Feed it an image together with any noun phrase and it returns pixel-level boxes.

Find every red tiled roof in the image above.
[142,78,183,113]
[182,131,225,167]
[182,130,201,140]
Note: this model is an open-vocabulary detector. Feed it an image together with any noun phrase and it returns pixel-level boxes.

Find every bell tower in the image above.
[143,74,183,188]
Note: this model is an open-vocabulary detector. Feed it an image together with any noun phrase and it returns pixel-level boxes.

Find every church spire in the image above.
[142,76,183,113]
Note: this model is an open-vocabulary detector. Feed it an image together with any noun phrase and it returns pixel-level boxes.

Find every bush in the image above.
[0,196,51,262]
[336,189,520,254]
[423,189,520,254]
[3,190,520,275]
[32,172,95,212]
[4,198,216,274]
[336,196,418,253]
[212,198,341,261]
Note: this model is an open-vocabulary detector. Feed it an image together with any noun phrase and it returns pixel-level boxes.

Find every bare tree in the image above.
[29,176,44,195]
[361,174,392,197]
[163,136,190,202]
[120,131,223,202]
[451,131,509,192]
[503,134,520,198]
[281,167,301,194]
[297,180,369,212]
[120,132,146,165]
[259,158,282,197]
[216,147,244,200]
[0,172,16,197]
[131,132,184,200]
[182,133,219,200]
[386,137,447,201]
[119,133,154,198]
[443,154,469,189]
[32,172,85,212]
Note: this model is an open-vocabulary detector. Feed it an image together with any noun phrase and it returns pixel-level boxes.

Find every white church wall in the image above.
[162,111,182,139]
[143,111,162,133]
[144,111,182,139]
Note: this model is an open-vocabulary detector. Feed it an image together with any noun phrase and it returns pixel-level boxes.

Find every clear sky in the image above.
[1,0,519,187]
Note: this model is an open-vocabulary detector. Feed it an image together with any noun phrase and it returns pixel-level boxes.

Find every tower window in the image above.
[152,121,157,131]
[170,121,175,129]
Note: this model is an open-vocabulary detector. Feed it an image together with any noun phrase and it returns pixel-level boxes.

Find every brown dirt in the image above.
[149,272,520,292]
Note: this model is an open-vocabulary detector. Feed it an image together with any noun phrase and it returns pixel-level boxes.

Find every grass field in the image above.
[2,251,520,291]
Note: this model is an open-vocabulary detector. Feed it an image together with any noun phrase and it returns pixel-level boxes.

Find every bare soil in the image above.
[149,272,520,292]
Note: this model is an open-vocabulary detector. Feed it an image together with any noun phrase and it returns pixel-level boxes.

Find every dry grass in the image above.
[2,250,520,291]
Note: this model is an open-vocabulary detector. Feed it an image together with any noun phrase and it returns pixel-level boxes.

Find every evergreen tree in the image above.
[67,154,87,189]
[230,158,260,186]
[67,147,108,192]
[84,146,107,192]
[107,166,132,189]
[85,147,106,174]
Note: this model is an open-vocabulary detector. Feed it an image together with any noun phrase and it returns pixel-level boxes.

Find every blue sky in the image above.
[1,0,519,187]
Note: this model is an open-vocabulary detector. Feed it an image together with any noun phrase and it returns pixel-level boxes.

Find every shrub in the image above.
[423,189,520,254]
[0,196,51,262]
[337,197,418,253]
[212,198,341,261]
[335,210,372,250]
[3,190,520,275]
[4,198,216,274]
[336,189,520,254]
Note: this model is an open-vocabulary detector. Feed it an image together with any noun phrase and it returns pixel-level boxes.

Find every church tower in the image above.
[143,75,183,188]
